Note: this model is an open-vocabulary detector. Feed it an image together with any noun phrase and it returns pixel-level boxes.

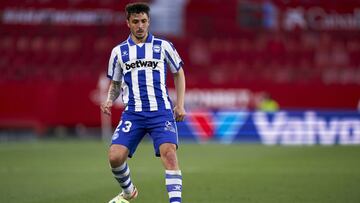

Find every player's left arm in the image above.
[173,68,186,122]
[164,41,186,121]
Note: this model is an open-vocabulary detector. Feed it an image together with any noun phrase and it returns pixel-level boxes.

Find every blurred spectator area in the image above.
[186,32,360,87]
[0,0,360,87]
[0,26,121,82]
[184,0,360,87]
[0,0,126,9]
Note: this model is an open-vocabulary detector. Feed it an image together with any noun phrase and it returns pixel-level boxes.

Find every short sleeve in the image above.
[107,47,122,82]
[164,41,184,73]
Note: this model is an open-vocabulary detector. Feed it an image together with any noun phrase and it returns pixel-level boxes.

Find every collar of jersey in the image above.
[127,33,153,46]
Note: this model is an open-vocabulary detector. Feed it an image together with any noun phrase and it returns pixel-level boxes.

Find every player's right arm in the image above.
[101,47,122,116]
[101,80,121,115]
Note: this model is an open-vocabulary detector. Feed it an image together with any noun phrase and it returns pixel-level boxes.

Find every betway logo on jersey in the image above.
[254,111,360,145]
[125,60,158,70]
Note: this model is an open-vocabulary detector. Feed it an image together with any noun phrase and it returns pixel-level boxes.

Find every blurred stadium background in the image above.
[1,0,360,202]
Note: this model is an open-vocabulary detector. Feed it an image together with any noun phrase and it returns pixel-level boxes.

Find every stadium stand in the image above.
[0,0,359,130]
[1,0,359,85]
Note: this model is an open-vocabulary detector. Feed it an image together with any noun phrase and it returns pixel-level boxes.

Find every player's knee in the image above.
[108,145,128,167]
[161,148,178,170]
[108,152,123,167]
[108,156,118,167]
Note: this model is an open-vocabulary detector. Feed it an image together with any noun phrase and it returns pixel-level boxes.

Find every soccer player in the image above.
[100,2,186,203]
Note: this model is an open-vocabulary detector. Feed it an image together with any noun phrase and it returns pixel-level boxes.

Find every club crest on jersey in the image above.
[164,121,176,133]
[153,44,161,53]
[125,60,158,70]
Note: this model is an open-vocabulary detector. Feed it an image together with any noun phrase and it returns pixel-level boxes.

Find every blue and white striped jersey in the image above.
[107,33,183,112]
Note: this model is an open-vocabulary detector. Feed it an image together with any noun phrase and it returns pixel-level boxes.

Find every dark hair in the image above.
[125,2,150,19]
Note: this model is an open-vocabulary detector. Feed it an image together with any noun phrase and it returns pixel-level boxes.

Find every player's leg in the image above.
[108,112,145,202]
[148,112,182,203]
[159,143,179,170]
[108,144,137,197]
[160,143,183,203]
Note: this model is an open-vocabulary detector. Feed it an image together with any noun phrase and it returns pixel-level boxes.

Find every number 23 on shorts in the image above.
[118,120,132,133]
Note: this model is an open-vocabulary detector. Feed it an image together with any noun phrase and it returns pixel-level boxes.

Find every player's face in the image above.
[127,12,150,42]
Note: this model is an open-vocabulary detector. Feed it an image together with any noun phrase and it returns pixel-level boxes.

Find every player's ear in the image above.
[126,19,130,28]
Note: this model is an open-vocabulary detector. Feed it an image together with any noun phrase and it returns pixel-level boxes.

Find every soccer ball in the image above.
[110,199,129,203]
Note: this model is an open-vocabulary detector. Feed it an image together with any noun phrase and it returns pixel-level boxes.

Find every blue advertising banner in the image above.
[177,110,360,145]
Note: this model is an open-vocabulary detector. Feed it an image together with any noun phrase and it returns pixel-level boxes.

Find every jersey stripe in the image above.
[152,70,165,110]
[145,68,158,111]
[136,44,150,111]
[108,55,117,79]
[120,44,133,111]
[153,40,162,60]
[122,85,129,110]
[128,45,142,111]
[165,50,179,70]
[160,61,171,109]
[144,42,159,111]
[152,40,165,110]
[131,70,142,112]
[120,44,129,63]
[138,70,150,111]
[137,44,145,59]
[124,72,134,111]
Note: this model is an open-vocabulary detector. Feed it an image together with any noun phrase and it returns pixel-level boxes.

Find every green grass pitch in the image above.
[1,140,360,203]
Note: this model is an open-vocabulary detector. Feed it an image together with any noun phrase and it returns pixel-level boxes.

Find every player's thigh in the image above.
[111,113,146,157]
[149,120,178,157]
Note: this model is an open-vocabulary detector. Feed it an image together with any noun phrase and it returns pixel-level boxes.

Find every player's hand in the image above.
[100,100,113,116]
[173,106,186,122]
